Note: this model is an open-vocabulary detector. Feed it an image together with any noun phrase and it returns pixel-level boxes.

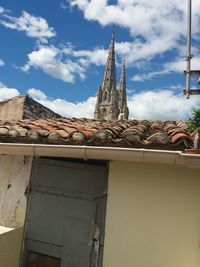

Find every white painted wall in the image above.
[0,227,24,267]
[104,161,200,267]
[0,155,32,228]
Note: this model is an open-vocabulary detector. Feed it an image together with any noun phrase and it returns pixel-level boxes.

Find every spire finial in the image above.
[111,30,115,46]
[112,31,115,40]
[112,24,115,37]
[118,58,129,119]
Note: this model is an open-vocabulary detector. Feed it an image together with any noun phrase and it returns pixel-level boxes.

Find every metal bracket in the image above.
[184,70,200,76]
[183,89,200,95]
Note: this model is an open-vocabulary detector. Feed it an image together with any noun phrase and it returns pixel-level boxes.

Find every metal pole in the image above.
[185,0,192,99]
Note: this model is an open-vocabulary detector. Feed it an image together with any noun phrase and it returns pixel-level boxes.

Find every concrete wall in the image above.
[0,226,24,267]
[104,161,200,267]
[0,155,33,228]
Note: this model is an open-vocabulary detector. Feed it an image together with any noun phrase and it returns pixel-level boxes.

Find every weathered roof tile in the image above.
[0,118,195,150]
[147,133,170,145]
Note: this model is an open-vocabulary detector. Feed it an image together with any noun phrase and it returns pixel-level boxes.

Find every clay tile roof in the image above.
[0,118,195,150]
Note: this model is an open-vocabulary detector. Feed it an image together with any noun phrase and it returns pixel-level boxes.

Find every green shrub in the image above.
[187,109,200,133]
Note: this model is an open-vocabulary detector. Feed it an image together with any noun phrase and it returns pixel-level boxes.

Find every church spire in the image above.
[94,34,129,121]
[94,33,119,120]
[118,60,129,119]
[102,32,116,92]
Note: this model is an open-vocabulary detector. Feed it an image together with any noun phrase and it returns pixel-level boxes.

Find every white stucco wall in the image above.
[104,161,200,267]
[0,155,33,228]
[0,227,24,267]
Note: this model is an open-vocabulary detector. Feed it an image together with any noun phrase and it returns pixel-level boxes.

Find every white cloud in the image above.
[115,37,177,66]
[68,0,200,71]
[132,55,200,82]
[71,48,108,67]
[28,88,96,118]
[28,87,200,120]
[0,10,56,43]
[0,6,6,14]
[128,89,200,120]
[21,43,114,83]
[22,46,86,83]
[0,59,5,67]
[28,88,47,100]
[69,0,200,39]
[0,82,20,101]
[166,56,200,74]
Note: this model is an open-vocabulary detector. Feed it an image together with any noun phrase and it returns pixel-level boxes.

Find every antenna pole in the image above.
[185,0,192,99]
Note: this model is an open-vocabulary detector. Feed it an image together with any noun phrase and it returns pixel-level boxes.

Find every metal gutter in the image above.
[0,143,199,169]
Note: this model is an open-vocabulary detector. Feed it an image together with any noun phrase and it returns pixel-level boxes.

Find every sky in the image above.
[0,0,200,120]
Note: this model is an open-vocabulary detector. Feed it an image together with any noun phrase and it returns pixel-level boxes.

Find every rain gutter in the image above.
[0,143,199,169]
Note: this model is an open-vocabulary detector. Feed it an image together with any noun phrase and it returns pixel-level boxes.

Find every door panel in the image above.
[61,217,94,267]
[24,158,107,267]
[26,192,96,251]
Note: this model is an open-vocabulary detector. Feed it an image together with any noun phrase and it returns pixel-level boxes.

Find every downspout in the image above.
[0,143,199,169]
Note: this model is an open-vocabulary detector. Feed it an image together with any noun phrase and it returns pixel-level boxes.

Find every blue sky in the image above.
[0,0,200,119]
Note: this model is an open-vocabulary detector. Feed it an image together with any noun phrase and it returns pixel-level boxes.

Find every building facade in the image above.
[0,118,199,267]
[94,34,129,120]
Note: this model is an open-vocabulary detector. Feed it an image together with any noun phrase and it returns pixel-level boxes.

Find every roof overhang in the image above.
[0,143,199,170]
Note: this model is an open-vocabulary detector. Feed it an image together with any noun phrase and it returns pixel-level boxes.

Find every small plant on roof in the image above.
[187,109,200,149]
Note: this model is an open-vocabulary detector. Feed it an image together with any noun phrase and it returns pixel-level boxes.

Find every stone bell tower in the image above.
[94,34,129,120]
[94,33,119,120]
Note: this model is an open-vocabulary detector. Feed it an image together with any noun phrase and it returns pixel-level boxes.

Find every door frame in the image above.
[21,157,108,267]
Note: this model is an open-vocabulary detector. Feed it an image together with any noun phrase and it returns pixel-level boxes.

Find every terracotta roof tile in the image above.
[0,118,195,150]
[171,132,191,143]
[147,133,170,145]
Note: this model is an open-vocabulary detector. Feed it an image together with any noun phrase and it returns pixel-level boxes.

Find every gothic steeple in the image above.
[118,60,129,119]
[94,33,119,120]
[94,34,129,120]
[102,32,116,93]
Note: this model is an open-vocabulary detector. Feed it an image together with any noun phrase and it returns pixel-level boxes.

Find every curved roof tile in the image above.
[0,118,195,150]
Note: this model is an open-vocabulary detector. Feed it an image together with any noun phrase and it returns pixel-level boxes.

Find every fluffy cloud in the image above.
[28,88,96,118]
[68,0,200,72]
[0,6,6,14]
[132,55,200,82]
[69,48,108,67]
[0,82,20,101]
[22,46,86,83]
[0,59,5,67]
[22,43,114,83]
[28,87,200,120]
[115,38,178,66]
[128,89,200,120]
[69,1,200,39]
[0,10,56,43]
[0,85,197,120]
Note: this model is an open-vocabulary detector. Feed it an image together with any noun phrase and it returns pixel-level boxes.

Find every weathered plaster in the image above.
[0,155,33,228]
[0,96,24,120]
